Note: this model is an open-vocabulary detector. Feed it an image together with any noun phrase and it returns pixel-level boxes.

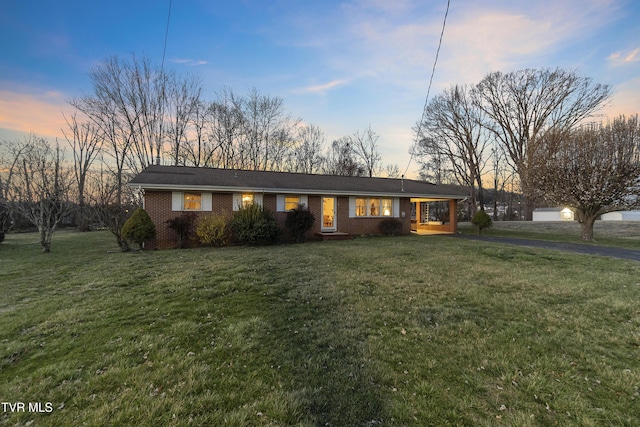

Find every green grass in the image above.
[459,220,640,250]
[1,230,639,426]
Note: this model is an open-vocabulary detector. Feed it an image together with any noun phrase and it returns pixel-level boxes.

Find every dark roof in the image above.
[129,165,466,199]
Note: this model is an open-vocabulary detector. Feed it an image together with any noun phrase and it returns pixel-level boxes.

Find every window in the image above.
[234,193,263,211]
[285,196,300,211]
[241,193,254,207]
[172,192,212,212]
[184,192,202,210]
[369,198,380,216]
[381,199,393,216]
[355,198,367,217]
[351,197,394,217]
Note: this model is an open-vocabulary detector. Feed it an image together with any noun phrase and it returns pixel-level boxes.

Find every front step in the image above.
[314,232,353,241]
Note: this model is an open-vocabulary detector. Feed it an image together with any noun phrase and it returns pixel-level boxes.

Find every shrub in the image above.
[0,231,4,244]
[379,218,402,236]
[231,203,280,246]
[121,208,156,249]
[471,210,493,235]
[285,204,315,243]
[165,212,197,248]
[196,215,229,247]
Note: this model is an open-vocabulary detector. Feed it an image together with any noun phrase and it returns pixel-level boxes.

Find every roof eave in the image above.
[128,182,465,199]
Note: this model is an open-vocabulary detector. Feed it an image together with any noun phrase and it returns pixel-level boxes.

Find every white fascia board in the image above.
[130,183,464,199]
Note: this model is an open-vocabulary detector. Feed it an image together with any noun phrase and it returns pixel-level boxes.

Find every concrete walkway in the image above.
[452,234,640,262]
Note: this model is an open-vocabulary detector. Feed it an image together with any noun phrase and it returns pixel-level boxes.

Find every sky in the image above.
[1,0,638,177]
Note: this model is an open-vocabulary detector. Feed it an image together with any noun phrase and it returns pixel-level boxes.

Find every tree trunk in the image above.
[575,207,600,242]
[39,226,51,253]
[580,215,597,241]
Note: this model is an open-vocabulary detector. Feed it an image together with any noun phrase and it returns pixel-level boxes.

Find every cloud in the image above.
[437,0,623,85]
[608,48,640,66]
[295,79,348,94]
[169,58,209,66]
[296,0,625,92]
[0,89,73,139]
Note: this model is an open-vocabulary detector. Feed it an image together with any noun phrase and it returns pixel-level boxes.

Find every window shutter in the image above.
[232,193,242,211]
[348,197,356,218]
[172,192,183,211]
[202,193,212,211]
[300,195,308,208]
[255,194,263,206]
[394,198,400,218]
[276,195,285,212]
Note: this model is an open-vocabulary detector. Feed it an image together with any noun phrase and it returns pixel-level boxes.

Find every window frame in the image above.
[284,195,301,211]
[351,197,395,218]
[183,192,202,211]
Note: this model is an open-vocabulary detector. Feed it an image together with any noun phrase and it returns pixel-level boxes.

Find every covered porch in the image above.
[410,198,458,234]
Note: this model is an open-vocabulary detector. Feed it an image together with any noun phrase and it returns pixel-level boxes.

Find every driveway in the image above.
[452,234,640,262]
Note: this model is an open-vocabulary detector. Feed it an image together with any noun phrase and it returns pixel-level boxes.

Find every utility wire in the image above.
[403,0,450,178]
[161,0,173,73]
[157,0,173,166]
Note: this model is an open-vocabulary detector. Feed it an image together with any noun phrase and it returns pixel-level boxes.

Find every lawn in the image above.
[1,230,639,426]
[458,220,640,250]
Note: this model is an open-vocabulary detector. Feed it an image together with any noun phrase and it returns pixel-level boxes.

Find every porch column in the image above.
[449,199,457,233]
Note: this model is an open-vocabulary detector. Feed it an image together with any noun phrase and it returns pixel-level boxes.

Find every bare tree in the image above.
[63,113,103,230]
[413,85,489,212]
[292,124,326,173]
[164,71,202,165]
[70,58,134,207]
[237,88,300,171]
[531,115,640,241]
[208,88,246,168]
[179,99,218,167]
[412,145,454,184]
[473,68,611,219]
[351,125,382,177]
[383,163,401,178]
[489,146,513,221]
[0,142,25,237]
[6,135,72,252]
[322,137,365,176]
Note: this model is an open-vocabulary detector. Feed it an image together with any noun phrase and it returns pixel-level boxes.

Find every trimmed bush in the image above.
[121,207,156,250]
[165,212,197,248]
[471,210,493,235]
[231,203,280,246]
[196,215,229,247]
[379,218,402,236]
[285,204,315,243]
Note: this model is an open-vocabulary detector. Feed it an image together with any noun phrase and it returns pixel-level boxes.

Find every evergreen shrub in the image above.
[121,208,156,249]
[285,204,315,243]
[379,218,402,236]
[231,203,280,245]
[471,210,493,234]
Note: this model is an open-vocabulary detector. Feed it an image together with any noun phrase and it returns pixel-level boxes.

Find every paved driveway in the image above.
[452,234,640,262]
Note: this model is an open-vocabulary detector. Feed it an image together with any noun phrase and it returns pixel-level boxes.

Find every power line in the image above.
[157,0,173,166]
[161,0,173,73]
[403,0,451,178]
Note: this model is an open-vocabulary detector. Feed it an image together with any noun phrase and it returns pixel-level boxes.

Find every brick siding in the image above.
[144,191,415,249]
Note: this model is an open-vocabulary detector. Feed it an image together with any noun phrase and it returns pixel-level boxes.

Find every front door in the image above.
[321,197,336,231]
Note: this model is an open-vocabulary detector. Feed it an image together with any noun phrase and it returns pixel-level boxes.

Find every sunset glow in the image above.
[1,0,638,175]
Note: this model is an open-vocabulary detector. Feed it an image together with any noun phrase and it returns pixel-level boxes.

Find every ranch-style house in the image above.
[129,165,466,248]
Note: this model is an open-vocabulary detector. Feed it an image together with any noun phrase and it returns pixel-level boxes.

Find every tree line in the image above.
[2,57,638,250]
[411,67,640,239]
[0,54,393,252]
